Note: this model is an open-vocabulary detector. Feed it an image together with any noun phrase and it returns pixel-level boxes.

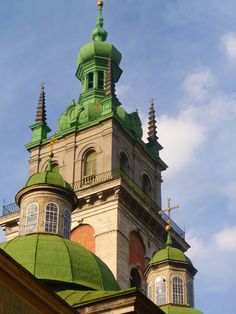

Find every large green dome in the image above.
[0,234,120,292]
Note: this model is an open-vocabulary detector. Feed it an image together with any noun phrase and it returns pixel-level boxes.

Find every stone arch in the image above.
[129,231,146,274]
[71,224,95,253]
[77,142,102,163]
[41,156,65,172]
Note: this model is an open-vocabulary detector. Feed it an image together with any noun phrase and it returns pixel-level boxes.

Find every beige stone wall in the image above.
[19,189,73,238]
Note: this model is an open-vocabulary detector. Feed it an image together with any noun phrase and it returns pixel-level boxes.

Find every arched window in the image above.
[120,152,129,174]
[130,268,141,289]
[156,277,167,305]
[98,71,104,89]
[26,203,39,234]
[147,285,152,300]
[142,174,151,196]
[187,280,194,307]
[129,231,146,273]
[88,72,94,89]
[173,276,184,304]
[44,202,59,234]
[83,150,96,177]
[63,208,71,239]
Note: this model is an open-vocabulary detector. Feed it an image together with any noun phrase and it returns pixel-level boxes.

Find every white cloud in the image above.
[158,108,206,177]
[182,68,214,102]
[214,226,236,252]
[221,32,236,61]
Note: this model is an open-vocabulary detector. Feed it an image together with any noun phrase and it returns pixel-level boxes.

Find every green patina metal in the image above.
[25,158,72,190]
[0,234,120,292]
[160,305,203,314]
[57,288,136,307]
[149,233,193,266]
[26,0,166,169]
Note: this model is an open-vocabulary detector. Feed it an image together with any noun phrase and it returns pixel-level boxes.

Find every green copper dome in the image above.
[25,159,72,190]
[77,41,122,67]
[0,234,120,291]
[150,233,193,266]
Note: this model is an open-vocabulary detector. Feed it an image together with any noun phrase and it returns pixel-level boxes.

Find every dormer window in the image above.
[98,71,104,89]
[88,72,94,89]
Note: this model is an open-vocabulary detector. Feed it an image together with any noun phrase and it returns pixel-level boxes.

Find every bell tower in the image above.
[0,0,189,290]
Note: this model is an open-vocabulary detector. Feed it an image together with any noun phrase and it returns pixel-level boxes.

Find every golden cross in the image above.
[48,137,57,157]
[159,198,179,232]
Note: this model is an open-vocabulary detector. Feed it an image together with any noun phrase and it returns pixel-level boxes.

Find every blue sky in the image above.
[0,1,236,313]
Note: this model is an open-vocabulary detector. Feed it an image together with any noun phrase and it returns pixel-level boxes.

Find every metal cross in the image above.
[48,137,57,156]
[150,97,156,104]
[159,198,179,229]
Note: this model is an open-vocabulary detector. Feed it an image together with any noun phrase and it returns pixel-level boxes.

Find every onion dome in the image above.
[77,1,122,68]
[0,234,120,292]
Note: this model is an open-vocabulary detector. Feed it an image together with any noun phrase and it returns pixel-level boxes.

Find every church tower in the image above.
[0,0,189,291]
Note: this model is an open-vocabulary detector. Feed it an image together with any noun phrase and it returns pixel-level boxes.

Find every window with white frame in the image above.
[26,203,39,233]
[156,276,167,305]
[63,208,71,239]
[44,202,59,234]
[187,280,194,307]
[173,276,184,304]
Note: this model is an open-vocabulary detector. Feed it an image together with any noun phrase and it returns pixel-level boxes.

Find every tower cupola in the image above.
[144,201,203,314]
[15,153,77,239]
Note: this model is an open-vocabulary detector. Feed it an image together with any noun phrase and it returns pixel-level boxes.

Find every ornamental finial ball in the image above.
[165,225,172,233]
[98,0,103,7]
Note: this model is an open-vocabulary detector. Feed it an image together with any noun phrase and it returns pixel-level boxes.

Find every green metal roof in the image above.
[150,233,193,266]
[161,305,203,314]
[77,41,122,67]
[57,288,136,307]
[25,159,72,190]
[0,234,120,292]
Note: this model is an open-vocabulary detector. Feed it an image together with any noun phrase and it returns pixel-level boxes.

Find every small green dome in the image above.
[77,41,122,67]
[0,234,120,291]
[150,233,193,266]
[25,160,72,190]
[161,305,203,314]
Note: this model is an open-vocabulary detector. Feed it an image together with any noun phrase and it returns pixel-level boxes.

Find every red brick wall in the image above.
[129,231,145,273]
[71,224,95,253]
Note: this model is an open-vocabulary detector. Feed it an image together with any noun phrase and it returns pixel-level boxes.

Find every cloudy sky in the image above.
[0,1,236,313]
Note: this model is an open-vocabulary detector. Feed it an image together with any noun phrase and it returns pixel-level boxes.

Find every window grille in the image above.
[44,202,59,234]
[173,276,184,304]
[26,203,39,233]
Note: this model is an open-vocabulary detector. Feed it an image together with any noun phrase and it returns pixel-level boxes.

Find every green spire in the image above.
[91,1,108,42]
[165,232,174,248]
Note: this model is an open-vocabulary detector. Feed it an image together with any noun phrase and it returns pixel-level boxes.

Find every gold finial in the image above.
[159,198,180,232]
[48,137,57,158]
[98,0,103,7]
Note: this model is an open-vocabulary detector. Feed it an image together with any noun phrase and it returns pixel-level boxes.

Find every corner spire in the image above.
[91,0,108,42]
[147,98,158,142]
[35,84,47,124]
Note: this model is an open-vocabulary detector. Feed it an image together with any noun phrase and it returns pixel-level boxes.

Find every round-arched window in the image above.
[156,276,167,305]
[83,150,96,177]
[173,276,184,304]
[26,203,39,234]
[44,202,59,234]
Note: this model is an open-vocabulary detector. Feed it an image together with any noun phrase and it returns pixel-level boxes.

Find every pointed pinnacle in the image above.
[35,84,47,124]
[147,99,158,142]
